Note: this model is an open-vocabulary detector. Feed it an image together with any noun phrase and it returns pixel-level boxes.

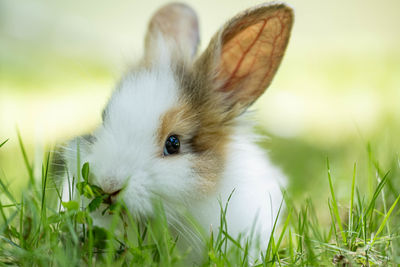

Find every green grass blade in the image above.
[326,158,347,244]
[288,227,294,263]
[328,200,339,246]
[365,170,390,218]
[348,163,356,247]
[274,209,291,256]
[371,194,400,247]
[17,130,34,186]
[265,198,284,262]
[221,229,242,250]
[0,235,21,248]
[37,152,50,240]
[19,197,25,248]
[0,138,9,148]
[0,200,9,232]
[0,178,17,204]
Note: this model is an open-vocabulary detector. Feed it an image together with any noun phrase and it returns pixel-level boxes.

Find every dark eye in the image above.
[164,135,180,156]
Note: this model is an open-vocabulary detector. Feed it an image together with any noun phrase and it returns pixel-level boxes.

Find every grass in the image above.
[0,136,399,266]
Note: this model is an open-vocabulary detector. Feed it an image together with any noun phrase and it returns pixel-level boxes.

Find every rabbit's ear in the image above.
[195,4,293,112]
[144,3,199,63]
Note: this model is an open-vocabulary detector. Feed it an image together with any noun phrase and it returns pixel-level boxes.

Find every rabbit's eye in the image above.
[164,135,180,156]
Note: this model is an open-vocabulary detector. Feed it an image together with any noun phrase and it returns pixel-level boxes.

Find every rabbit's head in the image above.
[64,3,293,218]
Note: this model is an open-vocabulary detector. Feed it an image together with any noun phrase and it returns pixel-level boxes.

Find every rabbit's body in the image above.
[62,2,293,257]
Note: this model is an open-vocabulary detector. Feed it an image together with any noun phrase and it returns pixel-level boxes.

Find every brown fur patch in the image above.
[157,102,197,150]
[157,98,231,192]
[154,63,236,193]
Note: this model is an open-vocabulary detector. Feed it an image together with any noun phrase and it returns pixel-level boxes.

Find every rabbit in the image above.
[62,1,293,259]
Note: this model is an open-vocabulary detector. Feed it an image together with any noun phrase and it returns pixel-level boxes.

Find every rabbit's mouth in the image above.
[103,189,122,205]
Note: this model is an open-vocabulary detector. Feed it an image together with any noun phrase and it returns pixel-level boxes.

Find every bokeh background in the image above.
[1,0,399,218]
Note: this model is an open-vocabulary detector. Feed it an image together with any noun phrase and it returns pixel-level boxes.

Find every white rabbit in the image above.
[62,1,293,259]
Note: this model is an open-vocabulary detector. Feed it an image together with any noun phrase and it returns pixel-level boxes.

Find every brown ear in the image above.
[195,3,293,111]
[144,3,200,63]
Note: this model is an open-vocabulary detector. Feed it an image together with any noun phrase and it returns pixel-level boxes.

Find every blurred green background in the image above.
[1,0,399,219]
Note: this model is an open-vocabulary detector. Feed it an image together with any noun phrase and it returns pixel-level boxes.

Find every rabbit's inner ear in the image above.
[144,3,199,64]
[195,4,293,112]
